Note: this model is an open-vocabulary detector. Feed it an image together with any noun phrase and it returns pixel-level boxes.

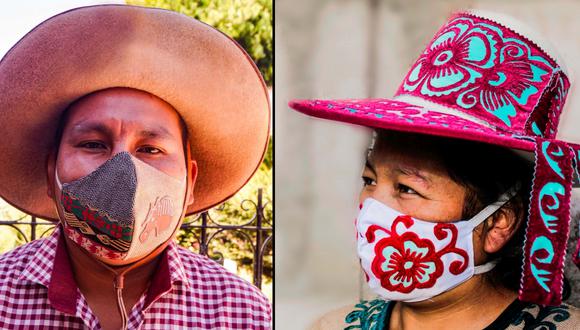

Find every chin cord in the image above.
[80,241,169,330]
[114,275,128,330]
[61,141,193,329]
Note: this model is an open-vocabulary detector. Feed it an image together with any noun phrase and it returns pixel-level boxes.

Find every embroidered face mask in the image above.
[55,152,187,264]
[356,189,515,302]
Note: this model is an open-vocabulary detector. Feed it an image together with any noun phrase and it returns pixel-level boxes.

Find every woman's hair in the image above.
[374,130,560,295]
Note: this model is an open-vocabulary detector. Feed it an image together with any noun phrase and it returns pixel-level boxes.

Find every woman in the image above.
[290,10,580,329]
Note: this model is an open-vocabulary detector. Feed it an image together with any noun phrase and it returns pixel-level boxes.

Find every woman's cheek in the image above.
[359,189,370,205]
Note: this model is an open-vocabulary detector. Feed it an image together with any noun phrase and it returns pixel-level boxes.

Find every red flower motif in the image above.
[366,215,469,293]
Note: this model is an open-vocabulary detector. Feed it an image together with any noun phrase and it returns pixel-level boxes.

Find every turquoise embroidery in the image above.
[530,236,555,292]
[485,94,516,127]
[433,50,454,65]
[345,299,572,329]
[488,72,506,86]
[531,122,543,137]
[509,64,548,104]
[345,300,390,330]
[542,141,565,179]
[403,20,493,96]
[511,304,570,328]
[538,182,565,233]
[402,16,555,127]
[457,87,478,109]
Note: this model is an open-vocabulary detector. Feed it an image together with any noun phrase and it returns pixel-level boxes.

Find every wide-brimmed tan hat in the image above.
[0,4,270,220]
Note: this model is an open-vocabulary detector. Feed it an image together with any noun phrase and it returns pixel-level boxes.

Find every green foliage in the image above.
[0,201,54,254]
[127,0,273,85]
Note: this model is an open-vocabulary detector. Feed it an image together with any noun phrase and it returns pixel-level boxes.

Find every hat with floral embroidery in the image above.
[289,10,579,306]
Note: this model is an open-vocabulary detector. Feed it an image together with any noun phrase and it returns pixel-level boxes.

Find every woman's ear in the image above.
[483,206,521,253]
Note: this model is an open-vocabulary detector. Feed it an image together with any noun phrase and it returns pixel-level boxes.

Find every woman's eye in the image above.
[79,141,106,149]
[397,184,417,195]
[362,176,377,186]
[138,146,162,154]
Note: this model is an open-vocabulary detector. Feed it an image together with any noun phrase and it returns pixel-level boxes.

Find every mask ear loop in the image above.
[469,185,519,275]
[467,185,519,230]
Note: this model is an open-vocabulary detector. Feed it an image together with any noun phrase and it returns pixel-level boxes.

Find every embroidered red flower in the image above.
[370,229,443,293]
[366,215,468,293]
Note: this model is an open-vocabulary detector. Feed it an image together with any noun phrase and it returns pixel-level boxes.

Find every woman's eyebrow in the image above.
[393,165,432,186]
[364,155,377,174]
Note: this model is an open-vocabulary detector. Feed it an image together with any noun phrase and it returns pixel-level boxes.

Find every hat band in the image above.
[393,95,497,130]
[519,137,574,305]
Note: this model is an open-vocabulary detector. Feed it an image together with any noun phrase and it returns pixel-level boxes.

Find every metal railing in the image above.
[179,188,273,288]
[0,188,272,289]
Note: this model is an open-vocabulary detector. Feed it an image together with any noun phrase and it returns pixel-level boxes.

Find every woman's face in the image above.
[359,134,467,223]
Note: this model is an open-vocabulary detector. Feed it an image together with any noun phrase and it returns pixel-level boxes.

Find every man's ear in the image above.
[483,207,521,254]
[46,150,57,199]
[185,160,198,207]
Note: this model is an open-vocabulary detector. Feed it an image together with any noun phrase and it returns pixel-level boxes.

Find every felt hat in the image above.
[0,5,270,218]
[290,10,578,306]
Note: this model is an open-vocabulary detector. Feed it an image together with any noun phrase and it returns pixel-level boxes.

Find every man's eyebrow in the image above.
[393,165,432,186]
[69,122,111,135]
[138,126,176,140]
[68,122,177,140]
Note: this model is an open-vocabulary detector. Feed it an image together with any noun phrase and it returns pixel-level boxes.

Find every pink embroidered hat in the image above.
[289,10,579,306]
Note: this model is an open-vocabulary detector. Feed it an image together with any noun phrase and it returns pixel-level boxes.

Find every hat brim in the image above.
[0,5,270,221]
[289,98,536,152]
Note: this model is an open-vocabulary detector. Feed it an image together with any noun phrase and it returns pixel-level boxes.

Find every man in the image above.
[0,5,270,329]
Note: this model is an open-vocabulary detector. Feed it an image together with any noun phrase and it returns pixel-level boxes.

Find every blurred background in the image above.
[0,0,272,300]
[275,0,580,328]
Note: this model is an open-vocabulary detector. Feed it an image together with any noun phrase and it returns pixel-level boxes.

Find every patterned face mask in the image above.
[356,189,515,302]
[55,152,187,264]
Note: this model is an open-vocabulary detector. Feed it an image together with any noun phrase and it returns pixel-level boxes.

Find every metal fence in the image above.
[0,188,272,289]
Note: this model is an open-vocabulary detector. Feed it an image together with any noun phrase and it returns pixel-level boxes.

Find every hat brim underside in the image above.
[0,5,270,221]
[289,98,537,153]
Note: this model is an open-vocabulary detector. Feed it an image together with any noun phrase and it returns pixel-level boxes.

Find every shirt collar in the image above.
[18,226,60,287]
[18,225,191,315]
[142,241,190,310]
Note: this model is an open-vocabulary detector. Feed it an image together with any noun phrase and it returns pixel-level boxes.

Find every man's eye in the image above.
[138,146,162,154]
[397,184,417,195]
[79,141,106,149]
[362,176,377,186]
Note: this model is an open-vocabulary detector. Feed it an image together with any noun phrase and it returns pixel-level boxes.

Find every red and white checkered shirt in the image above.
[0,226,271,329]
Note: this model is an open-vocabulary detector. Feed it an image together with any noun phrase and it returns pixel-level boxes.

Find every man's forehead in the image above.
[61,87,184,137]
[68,120,177,139]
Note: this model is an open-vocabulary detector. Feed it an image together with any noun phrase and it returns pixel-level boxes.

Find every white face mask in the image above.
[356,190,515,302]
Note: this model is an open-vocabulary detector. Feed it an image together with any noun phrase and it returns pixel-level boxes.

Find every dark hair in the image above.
[375,130,540,294]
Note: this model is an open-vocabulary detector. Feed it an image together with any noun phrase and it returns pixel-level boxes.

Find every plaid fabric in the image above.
[0,226,271,329]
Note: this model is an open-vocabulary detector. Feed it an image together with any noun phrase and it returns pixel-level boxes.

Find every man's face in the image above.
[55,87,188,185]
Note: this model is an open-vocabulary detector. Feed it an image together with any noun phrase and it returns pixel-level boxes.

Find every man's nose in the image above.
[110,141,133,158]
